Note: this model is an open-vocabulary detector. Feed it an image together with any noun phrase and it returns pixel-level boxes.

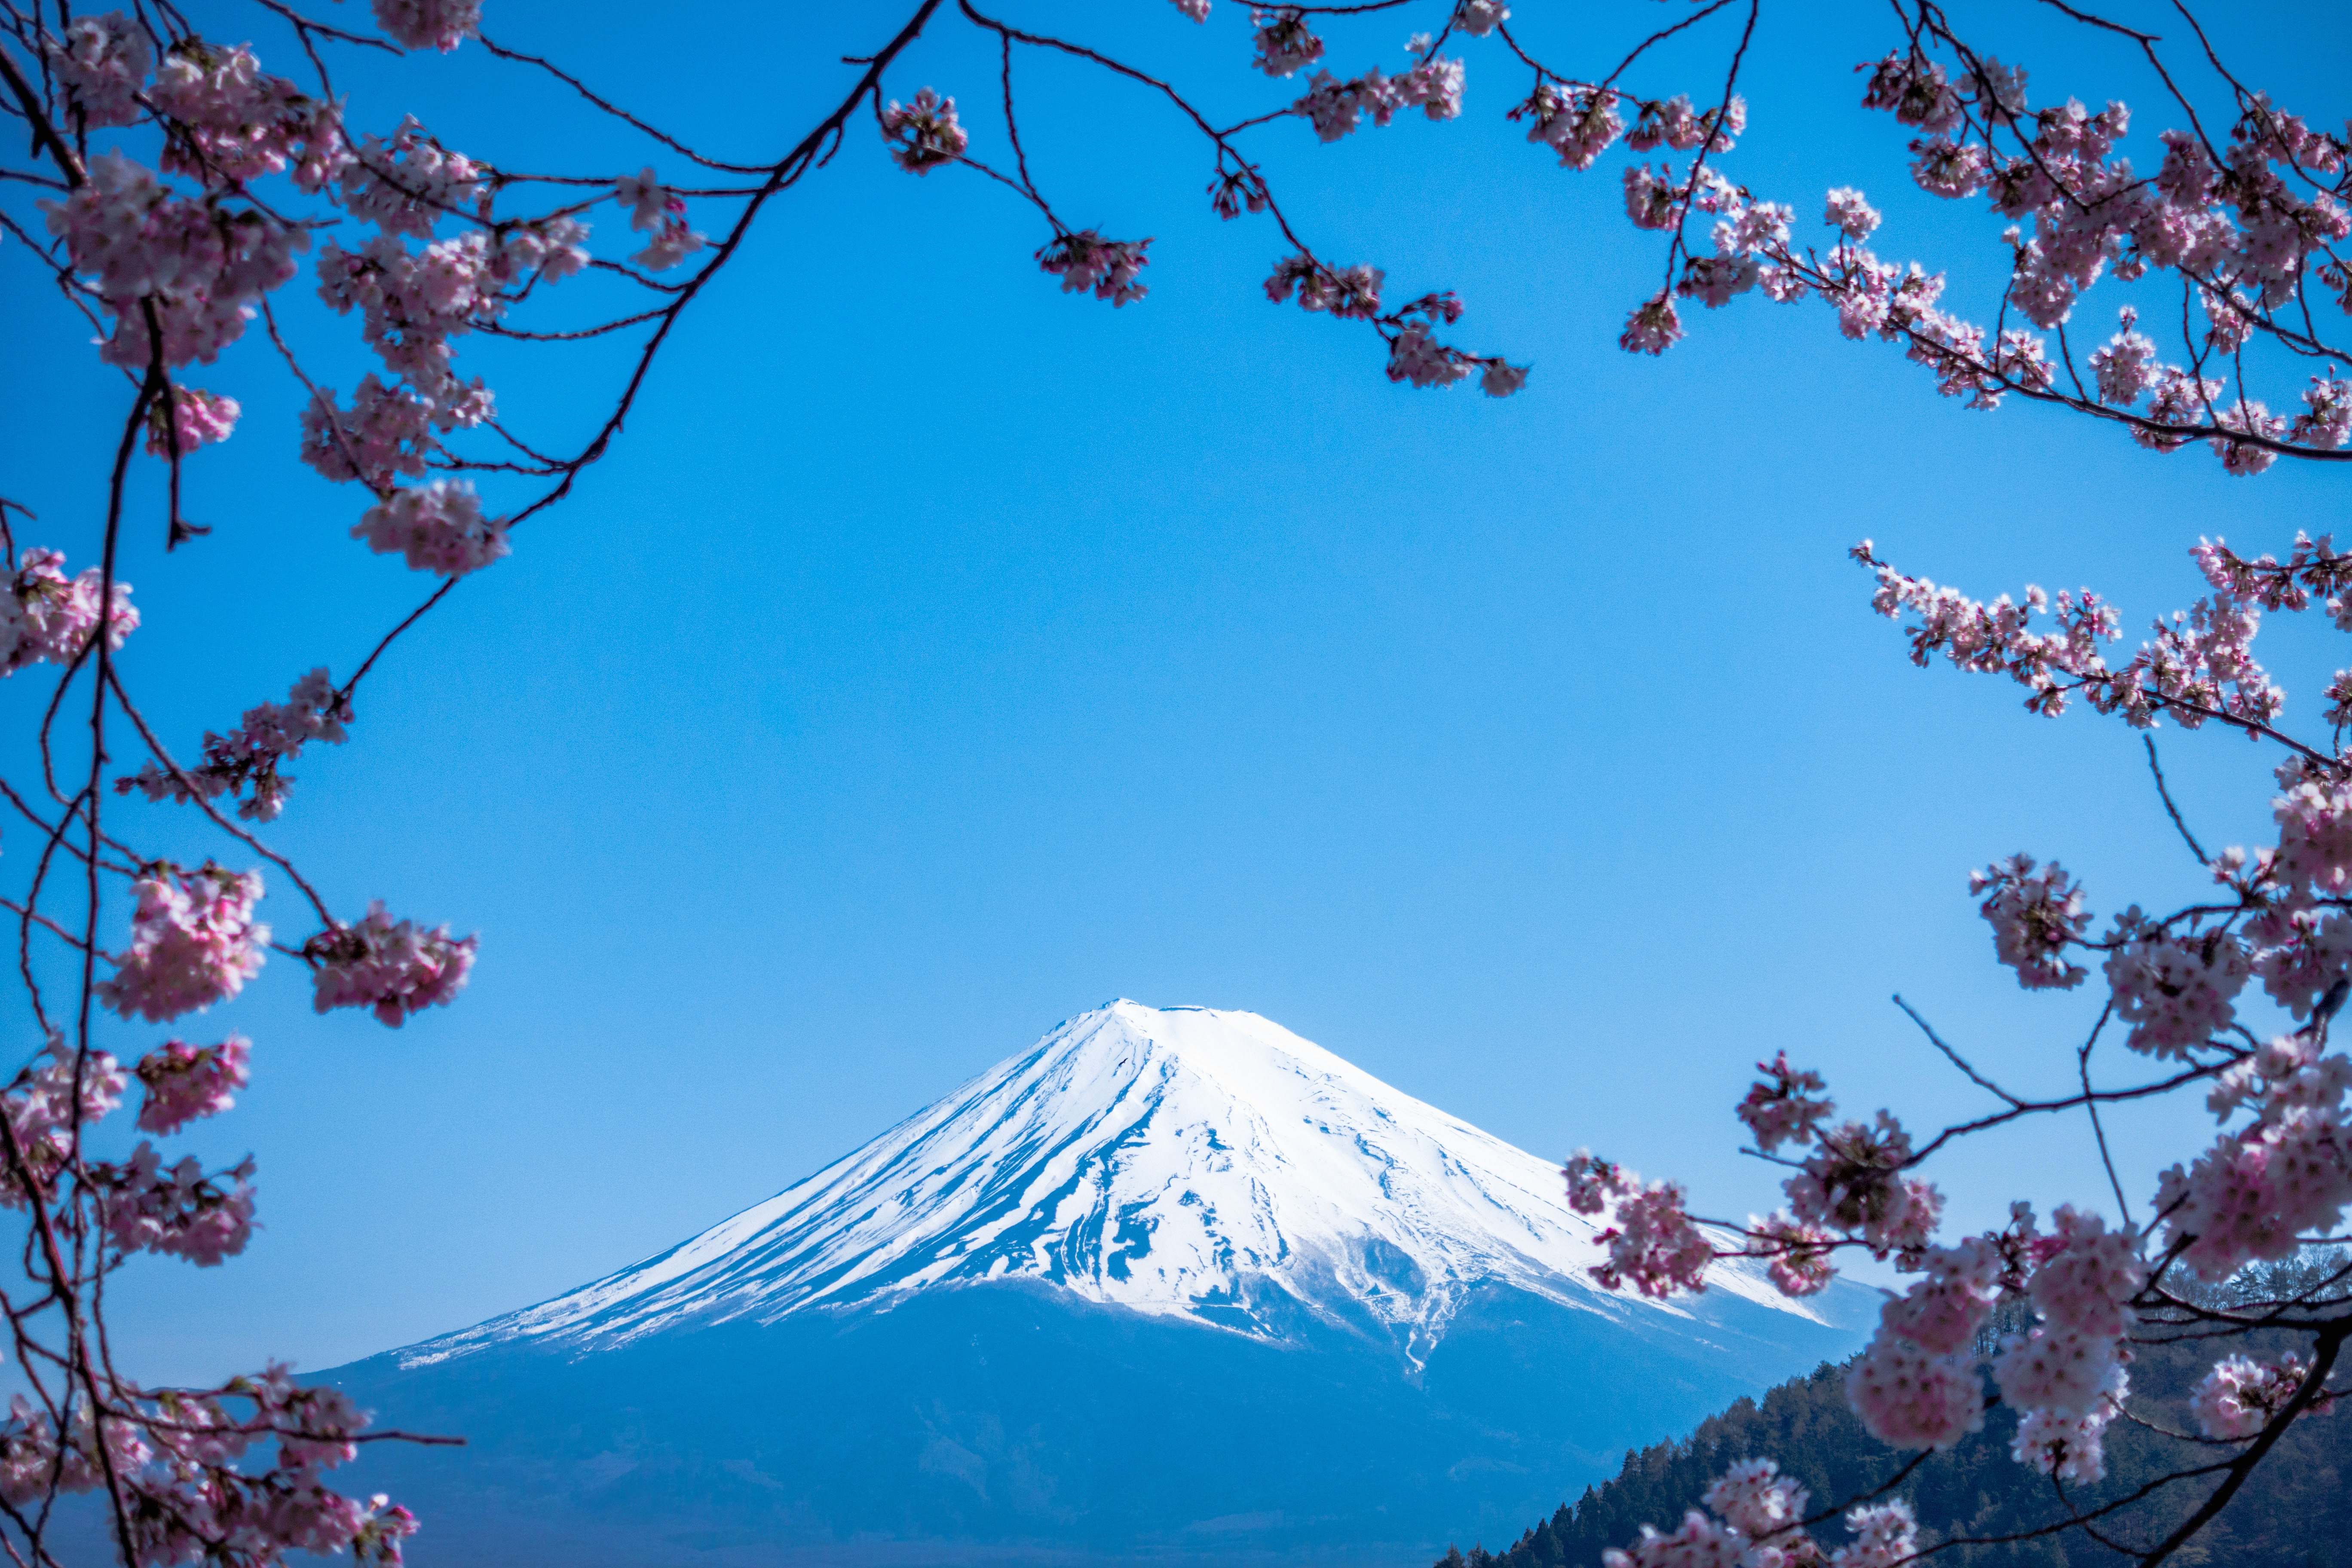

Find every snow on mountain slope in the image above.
[404,1001,1821,1368]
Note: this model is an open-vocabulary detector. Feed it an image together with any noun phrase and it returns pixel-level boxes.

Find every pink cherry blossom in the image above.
[1829,1501,1917,1568]
[2190,1352,2337,1438]
[2027,1204,2141,1338]
[634,220,706,272]
[1292,53,1463,144]
[135,1035,253,1136]
[1992,1325,2122,1420]
[98,1142,257,1266]
[2293,376,2352,449]
[1860,54,1963,136]
[1736,1053,1834,1153]
[1038,231,1152,306]
[1453,2,1509,37]
[1265,256,1382,317]
[1751,1213,1838,1296]
[615,168,671,231]
[1251,12,1323,79]
[150,38,346,190]
[1970,854,2090,989]
[2212,399,2288,476]
[1386,322,1473,389]
[3,1041,126,1196]
[1591,1179,1714,1298]
[2158,1093,2352,1280]
[1626,94,1743,155]
[1878,1274,1994,1357]
[144,388,242,457]
[1562,1148,1630,1214]
[1702,1458,1807,1545]
[614,168,704,271]
[41,152,302,370]
[97,863,268,1023]
[340,118,485,238]
[1512,83,1623,170]
[46,12,153,129]
[352,480,511,577]
[372,0,481,53]
[1600,1510,1746,1568]
[302,374,451,488]
[1844,1332,1983,1449]
[0,548,139,676]
[2250,908,2352,1017]
[1478,361,1529,397]
[1786,1112,1934,1258]
[1620,293,1684,355]
[2088,308,2160,405]
[881,89,968,174]
[0,1398,150,1507]
[305,901,478,1026]
[1824,187,1881,240]
[2010,1404,2114,1482]
[2275,779,2352,898]
[2102,925,2251,1058]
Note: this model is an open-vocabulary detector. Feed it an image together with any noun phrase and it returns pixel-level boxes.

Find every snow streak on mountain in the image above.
[406,1001,1821,1368]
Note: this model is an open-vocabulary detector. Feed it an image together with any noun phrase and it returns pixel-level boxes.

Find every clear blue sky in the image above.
[4,0,2347,1381]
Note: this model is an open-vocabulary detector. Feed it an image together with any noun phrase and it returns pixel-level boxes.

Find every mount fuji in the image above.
[330,1001,1871,1566]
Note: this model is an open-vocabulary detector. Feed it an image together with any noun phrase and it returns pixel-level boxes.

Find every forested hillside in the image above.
[1433,1324,2346,1568]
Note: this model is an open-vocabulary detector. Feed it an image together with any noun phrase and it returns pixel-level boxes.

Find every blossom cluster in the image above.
[1969,854,2090,989]
[0,1369,419,1566]
[881,89,968,175]
[1292,51,1464,144]
[615,167,707,272]
[374,0,483,55]
[145,389,242,458]
[97,864,269,1024]
[99,1142,257,1266]
[305,902,478,1026]
[2158,1030,2352,1281]
[301,374,452,490]
[1851,536,2284,732]
[135,1035,253,1136]
[0,548,139,676]
[1601,1461,1913,1568]
[1530,22,2352,469]
[42,150,304,371]
[352,480,511,577]
[119,667,352,822]
[1563,1150,1714,1298]
[2190,1351,2338,1438]
[2,1041,126,1206]
[1038,231,1152,306]
[1251,10,1324,80]
[0,1029,421,1557]
[31,19,566,586]
[315,217,582,428]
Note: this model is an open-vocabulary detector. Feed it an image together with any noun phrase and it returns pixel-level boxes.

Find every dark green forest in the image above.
[1432,1307,2346,1568]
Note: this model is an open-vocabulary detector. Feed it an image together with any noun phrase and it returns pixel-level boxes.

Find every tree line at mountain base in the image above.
[1433,1268,2349,1568]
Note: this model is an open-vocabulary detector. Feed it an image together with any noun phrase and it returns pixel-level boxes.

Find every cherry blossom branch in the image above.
[2142,734,2210,865]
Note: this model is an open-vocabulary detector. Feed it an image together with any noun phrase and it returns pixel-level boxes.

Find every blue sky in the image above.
[5,0,2349,1380]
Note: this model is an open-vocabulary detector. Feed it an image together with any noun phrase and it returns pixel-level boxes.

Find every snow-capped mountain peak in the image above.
[402,1001,1819,1367]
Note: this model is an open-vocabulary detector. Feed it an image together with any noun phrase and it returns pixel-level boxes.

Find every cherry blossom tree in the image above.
[1574,527,2352,1566]
[1,0,2345,1563]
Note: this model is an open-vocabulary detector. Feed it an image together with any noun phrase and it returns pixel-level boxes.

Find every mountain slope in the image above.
[332,1001,1872,1566]
[400,1001,1820,1367]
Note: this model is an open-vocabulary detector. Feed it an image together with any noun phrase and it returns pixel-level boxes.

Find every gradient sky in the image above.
[4,0,2348,1382]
